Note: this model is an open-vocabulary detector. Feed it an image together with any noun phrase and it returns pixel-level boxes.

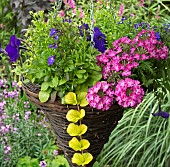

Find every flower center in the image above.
[126,88,132,96]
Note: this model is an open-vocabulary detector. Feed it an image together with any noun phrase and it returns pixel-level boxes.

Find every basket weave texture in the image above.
[22,81,124,167]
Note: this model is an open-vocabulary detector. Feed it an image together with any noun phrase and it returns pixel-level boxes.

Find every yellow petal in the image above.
[66,109,85,123]
[67,123,87,136]
[72,153,93,166]
[69,137,90,151]
[64,92,77,105]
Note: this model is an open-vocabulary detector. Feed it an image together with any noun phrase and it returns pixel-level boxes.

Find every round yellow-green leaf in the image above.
[67,123,87,136]
[72,153,93,166]
[64,92,77,105]
[69,137,90,151]
[77,92,89,107]
[66,109,85,123]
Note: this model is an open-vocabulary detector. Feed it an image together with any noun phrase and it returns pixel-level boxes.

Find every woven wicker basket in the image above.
[22,81,124,167]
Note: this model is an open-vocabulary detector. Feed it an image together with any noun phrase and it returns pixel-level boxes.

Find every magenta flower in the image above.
[114,78,144,108]
[86,81,114,111]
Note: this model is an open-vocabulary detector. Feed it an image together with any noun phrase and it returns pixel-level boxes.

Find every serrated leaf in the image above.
[77,92,88,107]
[65,92,77,105]
[66,109,85,123]
[69,137,90,151]
[41,82,49,91]
[67,123,87,136]
[72,153,93,166]
[39,90,50,102]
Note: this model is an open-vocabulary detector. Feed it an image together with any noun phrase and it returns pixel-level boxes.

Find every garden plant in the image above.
[0,0,170,167]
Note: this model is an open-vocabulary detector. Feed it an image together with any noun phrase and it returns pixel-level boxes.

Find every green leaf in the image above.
[72,153,93,166]
[58,78,67,85]
[41,82,49,91]
[64,92,77,105]
[77,92,88,107]
[69,137,90,151]
[66,109,85,123]
[77,70,86,74]
[39,90,50,102]
[30,158,39,167]
[76,73,83,79]
[52,76,59,86]
[77,78,86,84]
[67,123,87,136]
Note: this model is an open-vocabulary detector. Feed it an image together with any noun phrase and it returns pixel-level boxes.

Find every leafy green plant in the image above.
[97,91,170,167]
[0,79,56,167]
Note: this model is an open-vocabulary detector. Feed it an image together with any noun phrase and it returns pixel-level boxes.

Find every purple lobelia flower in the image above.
[48,43,58,49]
[155,32,161,40]
[49,28,59,40]
[47,55,56,66]
[93,27,107,53]
[79,23,91,41]
[152,105,169,118]
[5,35,20,62]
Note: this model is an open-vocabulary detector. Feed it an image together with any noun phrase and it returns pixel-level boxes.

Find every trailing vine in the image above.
[64,92,93,166]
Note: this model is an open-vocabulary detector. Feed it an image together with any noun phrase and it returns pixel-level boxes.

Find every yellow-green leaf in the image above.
[69,137,90,151]
[64,92,77,105]
[66,109,85,123]
[77,92,89,107]
[67,123,87,136]
[72,153,93,166]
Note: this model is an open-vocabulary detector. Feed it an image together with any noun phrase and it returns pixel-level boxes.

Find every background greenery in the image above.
[0,0,170,167]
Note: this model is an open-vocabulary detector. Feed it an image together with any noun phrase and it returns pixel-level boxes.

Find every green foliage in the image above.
[17,10,101,102]
[97,92,170,167]
[0,80,56,167]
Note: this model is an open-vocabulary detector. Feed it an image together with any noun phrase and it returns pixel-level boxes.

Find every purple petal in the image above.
[152,111,169,118]
[50,28,57,37]
[10,35,20,47]
[5,44,19,62]
[48,43,57,49]
[47,56,56,66]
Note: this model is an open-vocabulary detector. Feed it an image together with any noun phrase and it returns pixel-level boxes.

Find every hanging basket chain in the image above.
[90,0,95,46]
[53,0,63,18]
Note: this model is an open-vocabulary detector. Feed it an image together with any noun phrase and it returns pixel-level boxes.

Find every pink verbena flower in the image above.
[114,78,144,108]
[86,81,114,111]
[118,4,125,17]
[59,10,65,18]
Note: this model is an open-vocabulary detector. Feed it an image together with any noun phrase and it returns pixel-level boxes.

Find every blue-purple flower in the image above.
[93,27,107,53]
[5,35,20,62]
[152,105,169,118]
[79,23,91,41]
[47,55,56,66]
[155,32,161,40]
[49,28,59,40]
[48,43,58,49]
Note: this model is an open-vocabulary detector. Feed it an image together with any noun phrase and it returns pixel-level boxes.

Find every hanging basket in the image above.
[22,81,124,167]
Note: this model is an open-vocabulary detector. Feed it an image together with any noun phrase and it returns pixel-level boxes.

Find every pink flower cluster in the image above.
[97,36,139,79]
[86,81,114,111]
[114,78,144,108]
[96,30,169,80]
[131,30,168,60]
